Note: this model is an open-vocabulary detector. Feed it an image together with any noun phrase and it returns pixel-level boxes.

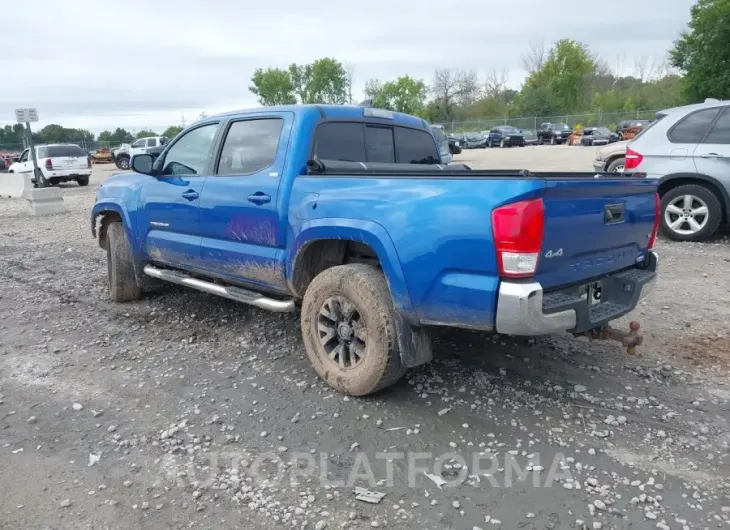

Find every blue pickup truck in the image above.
[92,104,660,396]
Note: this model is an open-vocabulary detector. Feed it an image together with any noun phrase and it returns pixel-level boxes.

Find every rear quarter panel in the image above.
[289,175,545,329]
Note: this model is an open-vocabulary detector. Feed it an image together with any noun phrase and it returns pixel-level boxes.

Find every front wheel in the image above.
[116,156,130,170]
[106,221,142,302]
[606,158,625,173]
[301,264,406,396]
[660,184,723,242]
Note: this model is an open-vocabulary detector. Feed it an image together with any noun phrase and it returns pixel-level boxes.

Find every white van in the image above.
[9,144,92,187]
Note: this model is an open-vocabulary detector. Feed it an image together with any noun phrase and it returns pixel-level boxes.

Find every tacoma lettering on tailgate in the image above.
[569,249,634,273]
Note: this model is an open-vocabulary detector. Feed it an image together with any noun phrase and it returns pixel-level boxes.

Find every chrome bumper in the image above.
[495,252,658,336]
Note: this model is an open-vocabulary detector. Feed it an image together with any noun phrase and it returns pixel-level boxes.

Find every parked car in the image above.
[8,144,91,186]
[92,104,659,397]
[593,140,628,173]
[537,122,573,145]
[0,158,6,172]
[522,129,538,145]
[487,126,525,148]
[430,125,452,164]
[446,134,462,155]
[581,127,620,146]
[617,120,652,139]
[624,98,730,242]
[462,132,487,149]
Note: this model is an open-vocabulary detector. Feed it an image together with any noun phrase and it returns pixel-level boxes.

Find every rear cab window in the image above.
[313,121,439,165]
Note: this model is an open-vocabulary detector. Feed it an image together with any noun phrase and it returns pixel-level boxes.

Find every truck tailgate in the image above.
[536,178,657,289]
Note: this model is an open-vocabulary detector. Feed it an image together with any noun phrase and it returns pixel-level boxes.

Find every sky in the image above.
[0,0,696,135]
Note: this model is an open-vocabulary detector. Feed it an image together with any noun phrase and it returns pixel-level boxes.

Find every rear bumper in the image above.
[495,251,658,336]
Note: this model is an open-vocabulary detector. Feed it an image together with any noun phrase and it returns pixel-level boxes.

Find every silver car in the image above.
[626,98,730,241]
[430,125,452,164]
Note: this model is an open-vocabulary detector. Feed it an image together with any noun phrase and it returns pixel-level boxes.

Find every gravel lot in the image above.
[1,152,729,530]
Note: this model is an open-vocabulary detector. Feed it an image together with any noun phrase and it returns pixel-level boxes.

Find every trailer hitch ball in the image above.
[585,321,643,355]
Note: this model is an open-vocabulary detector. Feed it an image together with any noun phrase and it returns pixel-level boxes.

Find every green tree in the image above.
[135,130,158,139]
[670,0,730,101]
[522,39,597,113]
[249,67,297,105]
[163,125,184,138]
[249,57,348,105]
[364,75,427,115]
[98,128,133,144]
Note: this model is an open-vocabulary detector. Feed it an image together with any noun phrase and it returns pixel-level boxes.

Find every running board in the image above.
[143,265,295,313]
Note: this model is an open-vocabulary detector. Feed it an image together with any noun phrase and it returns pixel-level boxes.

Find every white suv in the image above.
[9,144,91,187]
[626,99,730,242]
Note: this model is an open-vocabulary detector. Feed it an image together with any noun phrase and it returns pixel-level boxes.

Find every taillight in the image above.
[648,192,660,249]
[492,198,544,278]
[624,147,643,170]
[45,158,52,170]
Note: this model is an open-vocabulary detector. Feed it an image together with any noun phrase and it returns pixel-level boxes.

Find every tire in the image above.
[77,177,89,186]
[106,221,142,302]
[49,178,61,187]
[116,156,130,170]
[35,168,49,188]
[606,157,625,173]
[301,264,406,396]
[660,184,723,242]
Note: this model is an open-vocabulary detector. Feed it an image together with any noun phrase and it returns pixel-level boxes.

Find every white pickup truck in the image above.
[111,136,169,170]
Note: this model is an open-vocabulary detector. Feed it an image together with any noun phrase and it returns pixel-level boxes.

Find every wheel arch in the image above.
[658,173,729,223]
[288,220,416,322]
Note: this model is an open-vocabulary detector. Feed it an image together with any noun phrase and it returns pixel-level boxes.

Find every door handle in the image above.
[699,153,724,158]
[248,192,271,205]
[181,190,199,201]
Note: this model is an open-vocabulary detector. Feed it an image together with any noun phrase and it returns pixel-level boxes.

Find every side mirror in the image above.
[131,154,155,175]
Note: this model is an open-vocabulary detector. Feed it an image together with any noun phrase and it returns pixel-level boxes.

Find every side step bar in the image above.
[143,265,296,313]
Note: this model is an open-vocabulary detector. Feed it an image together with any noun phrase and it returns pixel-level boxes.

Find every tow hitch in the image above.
[582,321,643,355]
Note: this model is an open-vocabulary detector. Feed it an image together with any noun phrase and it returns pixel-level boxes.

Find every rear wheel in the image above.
[660,184,722,242]
[106,221,142,302]
[35,169,49,188]
[301,264,406,396]
[77,177,89,186]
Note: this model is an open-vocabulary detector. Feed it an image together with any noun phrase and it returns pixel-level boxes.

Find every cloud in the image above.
[0,0,692,133]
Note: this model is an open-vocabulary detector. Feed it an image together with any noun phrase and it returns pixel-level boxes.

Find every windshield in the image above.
[466,133,481,139]
[501,127,521,134]
[554,123,570,129]
[46,145,86,157]
[596,127,612,135]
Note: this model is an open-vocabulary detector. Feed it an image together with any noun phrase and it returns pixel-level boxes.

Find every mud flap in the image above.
[394,312,433,368]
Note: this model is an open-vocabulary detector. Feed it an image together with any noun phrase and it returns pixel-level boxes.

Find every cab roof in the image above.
[207,104,430,130]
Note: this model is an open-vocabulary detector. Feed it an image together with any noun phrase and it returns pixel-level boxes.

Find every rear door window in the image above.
[314,122,366,162]
[147,138,158,147]
[668,108,721,143]
[394,127,438,164]
[703,108,730,144]
[47,145,86,157]
[365,126,395,163]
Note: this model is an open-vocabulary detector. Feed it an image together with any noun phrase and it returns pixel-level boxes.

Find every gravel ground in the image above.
[0,155,729,530]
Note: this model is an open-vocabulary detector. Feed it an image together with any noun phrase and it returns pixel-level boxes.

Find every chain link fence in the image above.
[0,139,115,156]
[443,110,661,133]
